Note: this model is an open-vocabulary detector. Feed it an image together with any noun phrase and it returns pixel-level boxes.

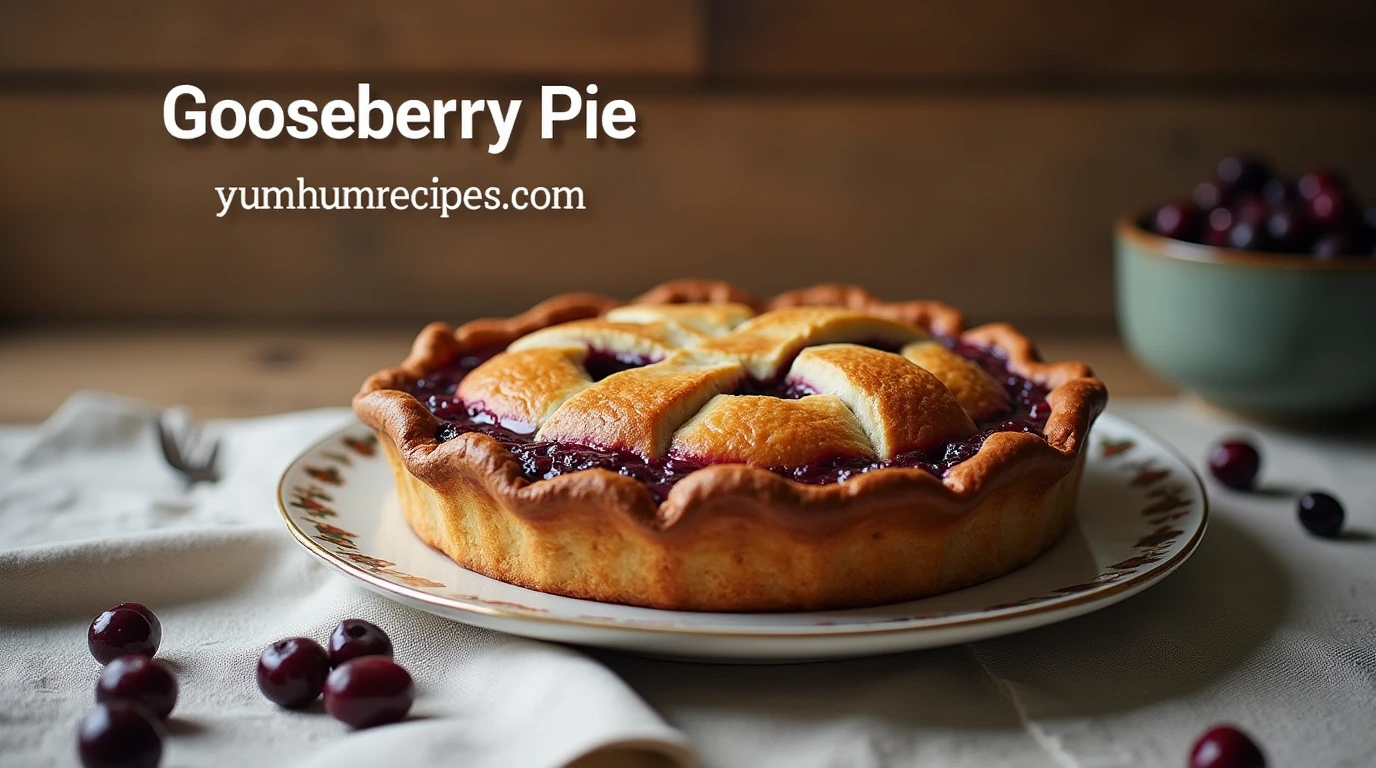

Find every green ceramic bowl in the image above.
[1115,217,1376,419]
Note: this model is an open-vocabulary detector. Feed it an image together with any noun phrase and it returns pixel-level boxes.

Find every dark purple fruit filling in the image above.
[734,378,817,399]
[583,349,661,381]
[408,339,1050,501]
[406,344,507,399]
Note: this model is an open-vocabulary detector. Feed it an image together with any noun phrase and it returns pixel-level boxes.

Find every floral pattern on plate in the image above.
[278,415,1206,661]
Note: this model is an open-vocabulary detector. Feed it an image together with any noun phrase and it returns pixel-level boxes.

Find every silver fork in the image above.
[155,412,222,486]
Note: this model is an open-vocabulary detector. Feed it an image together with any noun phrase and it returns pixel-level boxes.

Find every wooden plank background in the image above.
[0,2,703,76]
[0,328,1173,422]
[1,1,1374,327]
[708,1,1376,80]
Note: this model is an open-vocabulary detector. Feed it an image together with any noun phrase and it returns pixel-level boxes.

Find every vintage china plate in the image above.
[277,414,1206,661]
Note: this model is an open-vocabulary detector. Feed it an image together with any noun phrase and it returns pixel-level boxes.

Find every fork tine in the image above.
[201,438,223,481]
[155,410,222,485]
[185,419,202,455]
[155,416,183,469]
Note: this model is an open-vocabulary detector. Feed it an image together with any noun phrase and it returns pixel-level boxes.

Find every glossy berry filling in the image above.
[582,349,660,381]
[408,339,1051,501]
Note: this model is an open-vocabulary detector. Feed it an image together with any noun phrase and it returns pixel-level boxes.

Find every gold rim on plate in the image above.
[276,417,1208,639]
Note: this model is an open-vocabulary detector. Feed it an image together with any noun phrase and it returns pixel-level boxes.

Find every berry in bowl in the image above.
[1116,154,1376,419]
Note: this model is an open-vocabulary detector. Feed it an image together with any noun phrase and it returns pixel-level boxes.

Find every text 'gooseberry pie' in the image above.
[355,281,1107,611]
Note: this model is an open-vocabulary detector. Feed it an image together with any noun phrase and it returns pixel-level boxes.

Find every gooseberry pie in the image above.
[355,281,1107,611]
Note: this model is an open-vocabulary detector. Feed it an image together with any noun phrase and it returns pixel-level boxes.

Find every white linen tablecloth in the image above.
[2,392,1373,767]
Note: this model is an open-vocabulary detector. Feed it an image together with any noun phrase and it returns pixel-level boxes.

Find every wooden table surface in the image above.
[0,327,1174,423]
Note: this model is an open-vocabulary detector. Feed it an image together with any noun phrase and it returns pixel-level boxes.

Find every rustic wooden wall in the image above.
[2,1,1374,327]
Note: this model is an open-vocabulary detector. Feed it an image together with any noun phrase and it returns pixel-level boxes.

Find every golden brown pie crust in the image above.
[354,280,1107,611]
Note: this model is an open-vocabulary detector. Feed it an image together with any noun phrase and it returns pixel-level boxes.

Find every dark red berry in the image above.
[1306,188,1351,228]
[77,701,165,768]
[1194,179,1232,211]
[95,656,178,721]
[1313,231,1358,259]
[1217,154,1270,192]
[323,656,415,729]
[110,604,161,645]
[1204,208,1233,247]
[1189,724,1266,768]
[1298,492,1345,538]
[257,637,330,709]
[95,655,178,721]
[1152,201,1199,241]
[1261,178,1293,207]
[89,608,159,665]
[1297,168,1344,200]
[1226,221,1269,251]
[1264,205,1311,252]
[328,619,394,667]
[1231,196,1269,226]
[1208,440,1260,490]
